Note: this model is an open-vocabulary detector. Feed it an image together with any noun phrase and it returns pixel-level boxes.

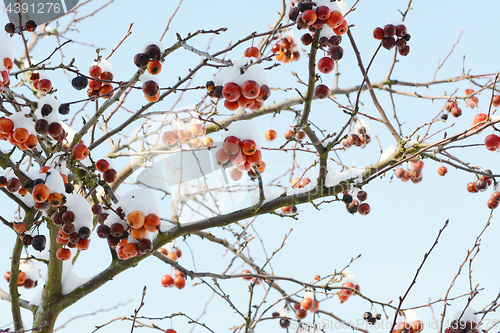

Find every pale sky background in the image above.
[1,1,500,332]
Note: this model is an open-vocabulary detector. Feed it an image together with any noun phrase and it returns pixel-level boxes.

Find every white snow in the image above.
[341,269,359,286]
[44,168,65,194]
[402,310,421,323]
[325,166,364,188]
[93,59,114,75]
[139,73,160,85]
[213,57,269,87]
[303,291,315,300]
[453,307,478,323]
[404,140,417,149]
[0,35,15,71]
[61,258,91,295]
[221,120,261,150]
[141,41,166,54]
[19,258,40,281]
[278,306,289,318]
[10,107,36,135]
[286,177,317,196]
[45,152,69,175]
[354,118,370,135]
[119,188,160,217]
[379,144,396,162]
[35,95,61,125]
[37,70,50,80]
[65,193,93,231]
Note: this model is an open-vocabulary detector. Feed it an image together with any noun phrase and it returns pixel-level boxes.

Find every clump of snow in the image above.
[222,120,261,150]
[92,59,114,75]
[119,188,160,217]
[65,194,93,231]
[278,306,289,318]
[0,35,15,71]
[61,259,91,295]
[322,136,336,148]
[325,166,364,188]
[353,118,370,135]
[141,41,166,54]
[35,95,61,125]
[341,269,359,286]
[160,240,181,253]
[44,168,65,194]
[37,70,50,80]
[453,307,478,323]
[303,291,316,300]
[213,57,269,87]
[404,140,418,149]
[19,258,40,282]
[10,107,36,135]
[139,73,160,85]
[379,144,396,162]
[45,152,69,176]
[402,310,421,323]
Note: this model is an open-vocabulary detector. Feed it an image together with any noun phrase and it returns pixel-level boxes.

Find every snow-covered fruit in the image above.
[444,99,462,118]
[97,189,160,260]
[394,159,424,184]
[0,109,38,150]
[4,259,39,289]
[272,36,300,63]
[87,60,115,100]
[210,56,271,111]
[336,270,360,303]
[31,71,52,93]
[341,130,371,149]
[161,118,207,147]
[289,0,348,36]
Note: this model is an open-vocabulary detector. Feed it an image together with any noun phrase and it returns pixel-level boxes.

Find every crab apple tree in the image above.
[1,1,500,333]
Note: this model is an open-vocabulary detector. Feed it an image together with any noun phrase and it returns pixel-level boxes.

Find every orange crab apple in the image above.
[0,118,14,134]
[230,151,247,166]
[161,274,174,287]
[127,210,145,229]
[224,99,239,111]
[244,46,260,58]
[190,123,204,137]
[246,150,262,165]
[99,84,114,99]
[333,20,349,35]
[265,129,277,141]
[144,214,161,232]
[326,11,343,29]
[147,60,162,75]
[33,183,50,203]
[72,143,89,161]
[56,248,72,261]
[301,297,313,310]
[89,65,102,78]
[96,159,110,173]
[241,139,256,155]
[237,95,255,109]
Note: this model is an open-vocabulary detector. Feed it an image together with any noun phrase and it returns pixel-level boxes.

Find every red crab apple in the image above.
[317,57,334,74]
[222,82,241,102]
[241,80,261,99]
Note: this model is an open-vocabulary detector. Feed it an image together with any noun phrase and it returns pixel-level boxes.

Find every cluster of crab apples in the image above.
[272,36,301,63]
[394,160,425,184]
[95,189,160,260]
[135,43,166,103]
[215,135,266,181]
[86,60,115,100]
[342,190,371,215]
[96,207,158,260]
[363,311,382,325]
[342,129,371,149]
[0,173,28,197]
[207,47,271,111]
[5,20,37,35]
[465,170,500,209]
[31,71,53,94]
[373,23,411,56]
[4,259,39,289]
[161,118,213,149]
[0,114,38,151]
